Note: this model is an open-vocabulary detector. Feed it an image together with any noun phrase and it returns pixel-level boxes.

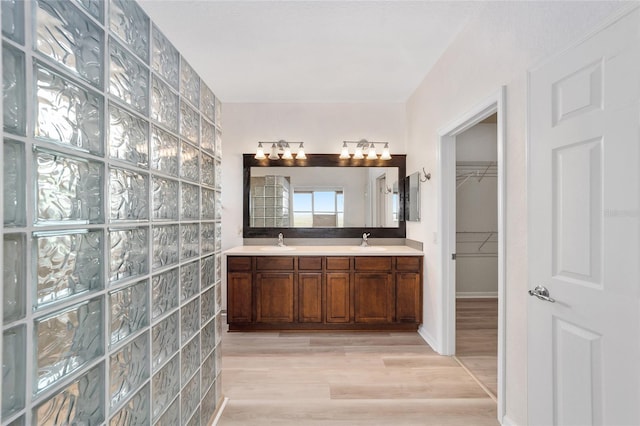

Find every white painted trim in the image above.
[437,86,507,424]
[211,396,230,426]
[456,292,498,299]
[500,415,519,426]
[417,324,440,353]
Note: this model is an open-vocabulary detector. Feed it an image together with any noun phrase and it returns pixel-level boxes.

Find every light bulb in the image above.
[339,142,350,159]
[268,143,280,160]
[353,144,364,159]
[282,143,293,159]
[255,142,266,159]
[380,143,391,160]
[296,143,307,159]
[366,142,377,160]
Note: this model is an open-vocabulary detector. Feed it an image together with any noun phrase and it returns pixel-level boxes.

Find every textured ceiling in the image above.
[138,0,483,102]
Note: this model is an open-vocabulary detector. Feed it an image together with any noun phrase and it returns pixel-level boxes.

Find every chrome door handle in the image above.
[528,285,556,303]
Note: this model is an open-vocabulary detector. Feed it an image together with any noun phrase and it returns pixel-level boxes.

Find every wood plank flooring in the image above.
[218,323,498,425]
[455,298,498,399]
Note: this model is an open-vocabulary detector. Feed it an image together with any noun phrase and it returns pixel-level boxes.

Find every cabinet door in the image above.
[256,272,295,323]
[298,273,322,323]
[354,272,393,323]
[396,272,421,323]
[326,272,351,323]
[228,272,252,323]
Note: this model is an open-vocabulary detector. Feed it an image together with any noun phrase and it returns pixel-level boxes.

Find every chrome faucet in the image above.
[277,232,285,247]
[360,232,370,247]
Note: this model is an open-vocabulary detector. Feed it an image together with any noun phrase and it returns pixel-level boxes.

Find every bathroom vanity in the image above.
[225,246,423,331]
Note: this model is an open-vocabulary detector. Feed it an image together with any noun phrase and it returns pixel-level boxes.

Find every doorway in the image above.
[437,87,506,421]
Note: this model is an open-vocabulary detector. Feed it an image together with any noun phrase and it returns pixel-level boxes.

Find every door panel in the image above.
[354,273,392,323]
[326,273,350,323]
[256,272,294,323]
[299,273,322,323]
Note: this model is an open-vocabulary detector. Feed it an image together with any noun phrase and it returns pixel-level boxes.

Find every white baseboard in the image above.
[456,291,498,299]
[417,325,440,353]
[500,414,519,426]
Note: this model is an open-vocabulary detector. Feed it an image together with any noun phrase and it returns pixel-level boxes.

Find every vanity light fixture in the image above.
[256,140,306,160]
[340,139,392,160]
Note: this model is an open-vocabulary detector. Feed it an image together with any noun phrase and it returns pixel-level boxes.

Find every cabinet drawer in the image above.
[255,256,294,270]
[228,256,251,271]
[354,256,392,271]
[298,257,322,270]
[396,256,421,272]
[326,257,350,270]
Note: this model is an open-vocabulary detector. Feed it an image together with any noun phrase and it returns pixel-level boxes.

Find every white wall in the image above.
[456,123,498,296]
[221,103,406,249]
[404,2,624,424]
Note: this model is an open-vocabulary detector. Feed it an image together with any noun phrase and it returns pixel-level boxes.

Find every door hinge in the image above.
[452,253,456,260]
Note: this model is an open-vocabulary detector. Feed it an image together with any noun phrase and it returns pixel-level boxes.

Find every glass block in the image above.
[215,97,222,127]
[215,191,222,220]
[215,345,222,376]
[151,25,179,89]
[181,223,199,259]
[215,283,222,314]
[200,118,215,155]
[7,415,25,426]
[201,84,215,123]
[109,383,150,426]
[181,260,200,301]
[2,0,25,44]
[201,287,216,326]
[202,380,217,426]
[186,407,200,426]
[215,253,222,283]
[3,234,25,323]
[214,160,222,191]
[201,153,215,187]
[151,354,179,421]
[152,225,179,269]
[181,371,200,425]
[109,0,149,63]
[151,75,178,132]
[201,223,214,254]
[201,255,215,290]
[215,222,222,251]
[109,104,149,167]
[33,363,104,425]
[181,297,199,344]
[2,44,26,135]
[151,312,178,372]
[151,268,178,319]
[154,397,179,426]
[201,351,216,395]
[200,317,215,360]
[35,229,102,309]
[72,0,103,21]
[181,183,199,220]
[109,39,149,115]
[152,177,178,221]
[201,188,215,221]
[181,333,200,385]
[215,314,222,346]
[35,63,103,155]
[150,126,178,176]
[110,332,149,409]
[180,142,199,182]
[36,0,103,88]
[2,325,25,417]
[109,280,149,347]
[179,101,199,144]
[109,167,149,221]
[35,149,104,224]
[4,140,25,226]
[214,128,222,158]
[109,227,148,283]
[36,297,103,393]
[180,58,200,108]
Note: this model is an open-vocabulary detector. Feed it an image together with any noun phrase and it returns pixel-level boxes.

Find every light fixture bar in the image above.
[256,140,307,160]
[339,139,392,160]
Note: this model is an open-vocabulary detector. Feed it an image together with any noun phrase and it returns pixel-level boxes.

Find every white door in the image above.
[528,7,640,426]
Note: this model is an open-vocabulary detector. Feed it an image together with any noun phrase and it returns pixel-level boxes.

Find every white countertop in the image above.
[223,245,424,256]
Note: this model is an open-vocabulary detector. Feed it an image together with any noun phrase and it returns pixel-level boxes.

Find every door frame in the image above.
[437,86,506,420]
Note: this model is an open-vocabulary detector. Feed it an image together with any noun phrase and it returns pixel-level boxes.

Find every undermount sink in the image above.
[351,246,387,251]
[260,246,296,251]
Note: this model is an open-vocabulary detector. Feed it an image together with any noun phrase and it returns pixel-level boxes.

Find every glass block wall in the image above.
[1,1,224,425]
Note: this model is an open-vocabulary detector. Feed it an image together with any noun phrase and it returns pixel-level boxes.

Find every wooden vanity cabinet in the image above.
[226,254,422,331]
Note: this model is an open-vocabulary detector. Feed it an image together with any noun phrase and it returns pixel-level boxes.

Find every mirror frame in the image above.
[243,153,407,238]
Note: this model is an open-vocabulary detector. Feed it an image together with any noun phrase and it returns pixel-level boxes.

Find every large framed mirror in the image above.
[243,154,406,238]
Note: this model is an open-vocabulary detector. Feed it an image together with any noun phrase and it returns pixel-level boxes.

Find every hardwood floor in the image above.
[455,298,498,399]
[218,322,499,425]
